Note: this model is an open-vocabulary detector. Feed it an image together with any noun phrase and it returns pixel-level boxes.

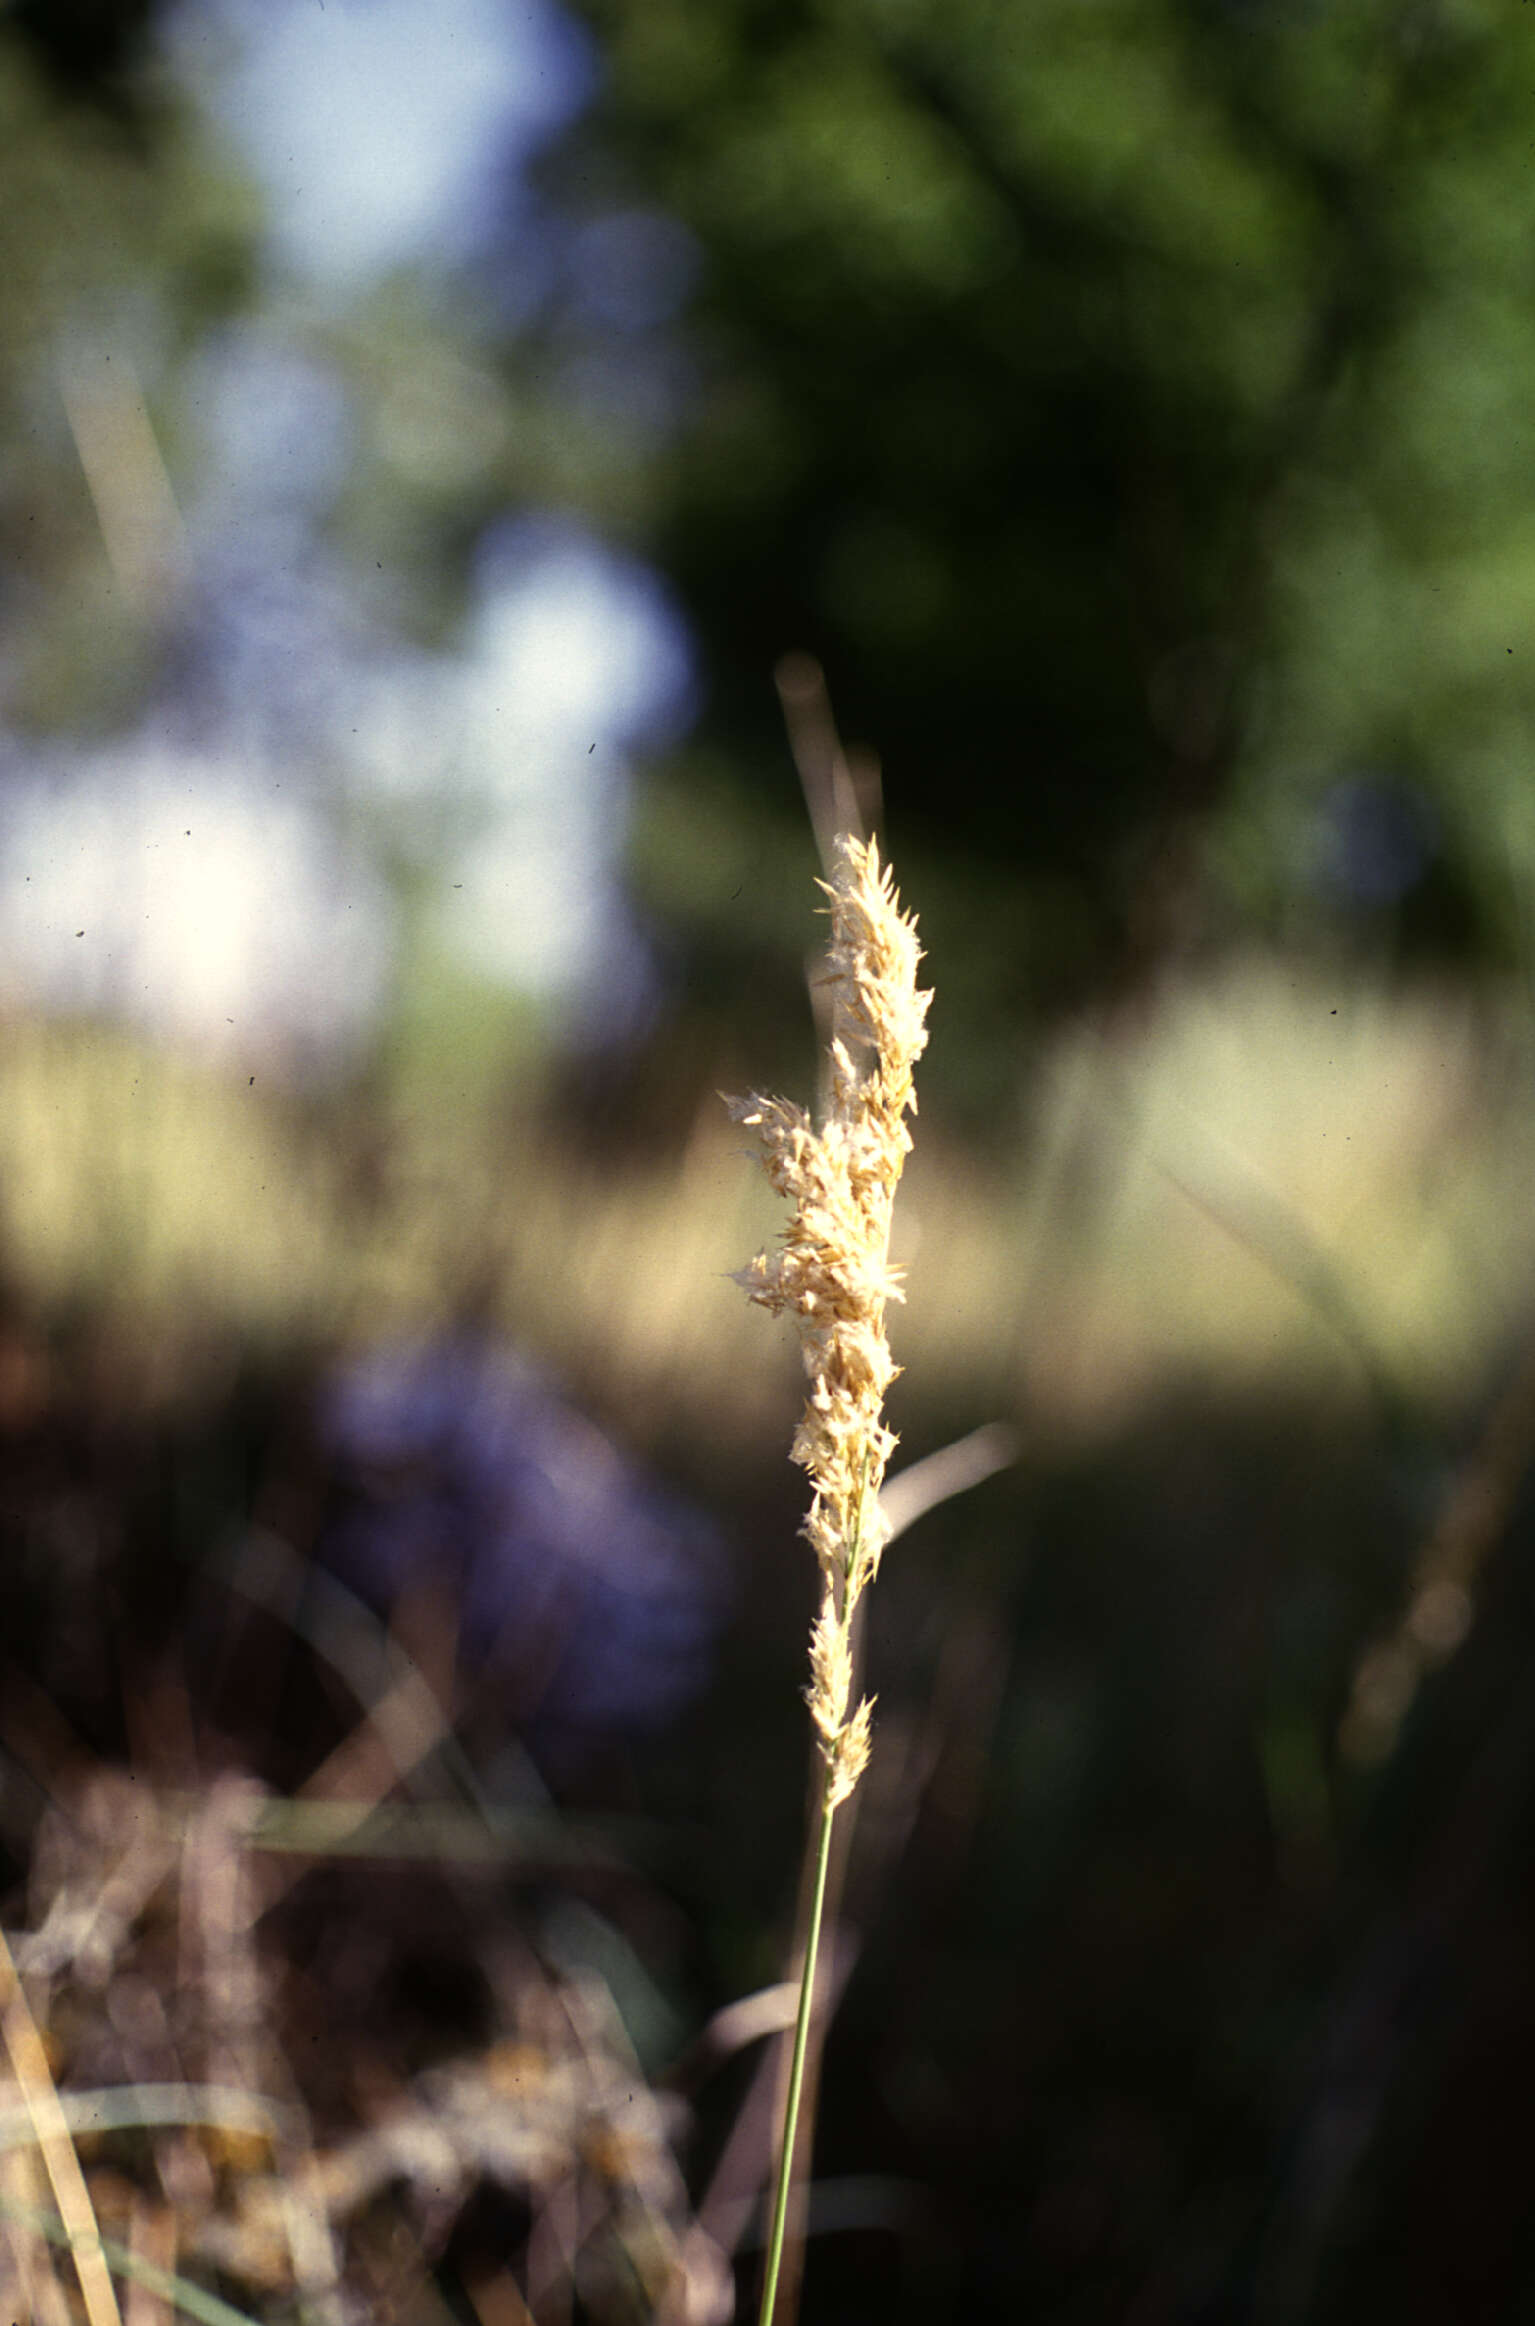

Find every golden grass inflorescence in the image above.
[729,833,931,1805]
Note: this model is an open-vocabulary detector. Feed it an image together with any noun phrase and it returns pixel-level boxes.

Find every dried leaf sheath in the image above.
[730,834,931,1803]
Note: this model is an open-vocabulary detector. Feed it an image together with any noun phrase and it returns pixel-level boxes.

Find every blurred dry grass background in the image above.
[0,956,1526,1448]
[5,966,1535,2322]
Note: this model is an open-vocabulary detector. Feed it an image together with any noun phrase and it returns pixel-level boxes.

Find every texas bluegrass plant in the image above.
[729,831,931,2324]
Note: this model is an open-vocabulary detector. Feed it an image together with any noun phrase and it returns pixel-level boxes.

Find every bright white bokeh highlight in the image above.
[174,0,593,291]
[0,1,695,1065]
[352,521,693,1009]
[0,522,691,1061]
[0,745,393,1063]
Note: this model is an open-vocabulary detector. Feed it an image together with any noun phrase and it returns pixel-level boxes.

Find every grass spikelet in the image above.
[729,830,930,2319]
[730,832,930,1804]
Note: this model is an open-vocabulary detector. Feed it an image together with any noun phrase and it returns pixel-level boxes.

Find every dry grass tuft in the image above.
[0,1679,726,2323]
[729,832,931,1805]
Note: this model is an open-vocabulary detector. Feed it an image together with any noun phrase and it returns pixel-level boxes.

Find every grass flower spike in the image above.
[731,831,930,2323]
[731,832,931,1803]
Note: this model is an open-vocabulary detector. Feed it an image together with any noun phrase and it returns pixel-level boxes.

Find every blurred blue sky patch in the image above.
[171,0,596,294]
[0,0,700,1067]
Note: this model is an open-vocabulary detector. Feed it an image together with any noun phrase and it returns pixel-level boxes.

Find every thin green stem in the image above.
[757,1773,837,2326]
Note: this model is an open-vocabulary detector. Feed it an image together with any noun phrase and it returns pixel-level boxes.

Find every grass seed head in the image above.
[730,833,930,1797]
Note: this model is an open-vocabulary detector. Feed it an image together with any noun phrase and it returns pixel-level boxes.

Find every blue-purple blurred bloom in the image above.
[316,1339,727,1752]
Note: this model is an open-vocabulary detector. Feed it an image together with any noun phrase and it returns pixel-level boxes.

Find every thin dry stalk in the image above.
[0,1921,124,2326]
[729,831,930,2325]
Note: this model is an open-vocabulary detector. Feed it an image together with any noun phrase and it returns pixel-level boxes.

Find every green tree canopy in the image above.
[540,0,1535,1102]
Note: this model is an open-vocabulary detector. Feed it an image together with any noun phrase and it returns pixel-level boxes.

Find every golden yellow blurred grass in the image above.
[0,956,1527,1452]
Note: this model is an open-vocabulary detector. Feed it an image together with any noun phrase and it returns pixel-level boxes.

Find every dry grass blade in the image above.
[0,2192,265,2326]
[0,1920,125,2324]
[878,1421,1019,1545]
[729,830,933,2325]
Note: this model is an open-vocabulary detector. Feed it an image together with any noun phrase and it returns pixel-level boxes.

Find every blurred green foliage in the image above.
[540,0,1535,1116]
[0,18,257,725]
[8,0,1535,1116]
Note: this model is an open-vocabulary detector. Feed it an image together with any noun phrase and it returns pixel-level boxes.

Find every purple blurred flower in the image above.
[316,1339,727,1749]
[1313,776,1438,909]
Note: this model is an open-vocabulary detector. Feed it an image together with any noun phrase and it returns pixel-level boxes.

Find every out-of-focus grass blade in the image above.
[0,2192,266,2326]
[245,1794,659,1869]
[0,2081,297,2151]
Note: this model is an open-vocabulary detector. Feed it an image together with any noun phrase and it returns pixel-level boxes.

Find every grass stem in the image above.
[757,1774,837,2326]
